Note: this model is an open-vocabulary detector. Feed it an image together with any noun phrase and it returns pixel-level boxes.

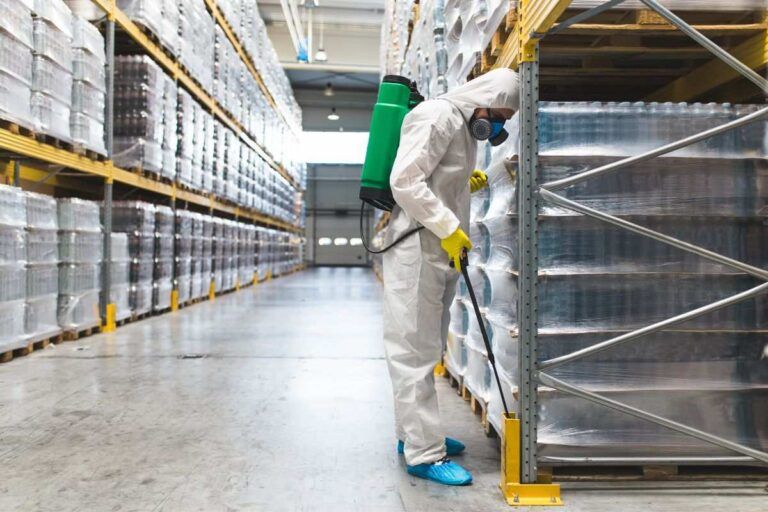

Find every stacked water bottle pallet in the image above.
[110,233,132,324]
[153,206,175,312]
[111,201,155,320]
[0,186,31,360]
[445,102,768,474]
[58,198,103,339]
[25,192,63,349]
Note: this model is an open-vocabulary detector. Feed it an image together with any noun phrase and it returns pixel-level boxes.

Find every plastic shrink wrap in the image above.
[178,0,214,92]
[189,213,203,300]
[175,210,193,303]
[113,56,165,173]
[199,214,214,297]
[112,201,155,316]
[153,206,174,311]
[109,233,132,321]
[0,1,34,128]
[31,0,74,141]
[70,16,106,155]
[57,198,101,331]
[0,186,28,353]
[177,87,195,185]
[447,102,768,461]
[24,192,60,343]
[160,78,178,180]
[116,0,163,49]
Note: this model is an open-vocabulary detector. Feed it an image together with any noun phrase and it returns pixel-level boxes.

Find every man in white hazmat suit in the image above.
[383,68,520,486]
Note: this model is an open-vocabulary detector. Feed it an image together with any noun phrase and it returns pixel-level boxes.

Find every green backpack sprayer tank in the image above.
[359,75,424,211]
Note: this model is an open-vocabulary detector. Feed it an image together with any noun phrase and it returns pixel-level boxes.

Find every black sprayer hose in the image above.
[360,201,424,255]
[458,252,511,417]
[361,207,509,415]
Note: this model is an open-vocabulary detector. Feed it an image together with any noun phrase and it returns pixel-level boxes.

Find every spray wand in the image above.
[454,250,510,417]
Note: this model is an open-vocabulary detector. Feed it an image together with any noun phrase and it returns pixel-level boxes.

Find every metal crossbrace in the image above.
[546,0,628,37]
[528,0,768,467]
[542,105,768,191]
[640,0,768,94]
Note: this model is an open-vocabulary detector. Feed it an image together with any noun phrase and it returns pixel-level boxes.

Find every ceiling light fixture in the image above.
[324,82,334,97]
[327,108,340,121]
[314,22,327,62]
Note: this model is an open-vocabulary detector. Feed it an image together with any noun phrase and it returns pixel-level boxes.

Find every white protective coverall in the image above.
[382,68,520,465]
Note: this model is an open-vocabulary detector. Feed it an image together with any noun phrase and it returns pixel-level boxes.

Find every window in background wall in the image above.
[349,238,363,246]
[318,237,332,246]
[303,131,369,164]
[334,237,349,246]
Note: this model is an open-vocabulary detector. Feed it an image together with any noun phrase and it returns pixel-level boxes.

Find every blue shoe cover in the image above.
[397,437,466,456]
[407,458,473,486]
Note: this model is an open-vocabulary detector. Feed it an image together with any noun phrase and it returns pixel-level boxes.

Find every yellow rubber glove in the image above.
[469,169,488,193]
[440,228,473,271]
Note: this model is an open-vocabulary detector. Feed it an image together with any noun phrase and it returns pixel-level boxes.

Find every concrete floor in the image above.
[0,267,765,512]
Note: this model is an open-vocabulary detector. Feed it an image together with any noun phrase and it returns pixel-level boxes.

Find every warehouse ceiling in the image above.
[258,0,384,132]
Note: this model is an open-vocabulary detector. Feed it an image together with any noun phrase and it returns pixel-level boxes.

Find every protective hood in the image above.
[438,68,520,122]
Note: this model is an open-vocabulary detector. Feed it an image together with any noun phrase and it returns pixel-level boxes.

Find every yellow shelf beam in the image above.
[0,127,302,233]
[0,127,113,178]
[646,30,768,102]
[492,0,573,69]
[90,0,302,191]
[518,0,573,61]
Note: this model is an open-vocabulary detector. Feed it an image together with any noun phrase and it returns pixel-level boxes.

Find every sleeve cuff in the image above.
[428,212,461,240]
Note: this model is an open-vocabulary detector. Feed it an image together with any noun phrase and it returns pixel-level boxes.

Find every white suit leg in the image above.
[383,233,451,466]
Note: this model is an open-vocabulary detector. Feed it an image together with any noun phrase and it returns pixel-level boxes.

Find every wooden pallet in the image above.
[72,143,108,162]
[176,181,197,193]
[63,324,99,342]
[116,21,180,62]
[0,335,60,364]
[130,310,152,323]
[0,118,35,138]
[34,133,75,153]
[130,166,175,186]
[479,6,768,102]
[541,464,768,482]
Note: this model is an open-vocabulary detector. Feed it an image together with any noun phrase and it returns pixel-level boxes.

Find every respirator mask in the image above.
[469,109,509,146]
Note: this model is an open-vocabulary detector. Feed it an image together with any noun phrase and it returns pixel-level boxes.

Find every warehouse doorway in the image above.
[306,163,372,267]
[313,215,367,266]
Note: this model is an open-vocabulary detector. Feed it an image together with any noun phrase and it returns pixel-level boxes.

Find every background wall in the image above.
[305,164,373,266]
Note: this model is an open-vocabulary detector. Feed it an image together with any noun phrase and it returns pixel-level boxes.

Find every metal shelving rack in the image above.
[490,0,768,506]
[0,0,305,332]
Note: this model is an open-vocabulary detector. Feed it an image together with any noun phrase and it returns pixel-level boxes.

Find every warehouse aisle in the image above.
[0,268,765,512]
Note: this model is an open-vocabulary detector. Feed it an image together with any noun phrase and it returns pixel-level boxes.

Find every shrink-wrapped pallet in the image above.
[31,0,74,140]
[24,192,60,343]
[112,201,155,316]
[447,102,768,461]
[70,16,106,155]
[153,205,174,311]
[113,56,165,173]
[56,198,101,331]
